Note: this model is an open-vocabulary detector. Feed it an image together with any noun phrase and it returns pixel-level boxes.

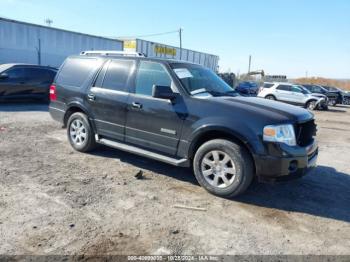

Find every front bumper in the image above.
[254,139,318,181]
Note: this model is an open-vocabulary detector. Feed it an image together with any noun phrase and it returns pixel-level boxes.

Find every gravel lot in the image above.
[0,103,350,255]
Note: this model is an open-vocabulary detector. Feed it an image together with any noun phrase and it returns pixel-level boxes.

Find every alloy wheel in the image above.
[201,150,237,188]
[69,119,87,146]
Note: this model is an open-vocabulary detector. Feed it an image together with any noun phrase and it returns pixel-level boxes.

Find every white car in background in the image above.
[258,82,328,110]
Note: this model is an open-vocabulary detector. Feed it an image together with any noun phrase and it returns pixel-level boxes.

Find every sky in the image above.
[1,0,350,78]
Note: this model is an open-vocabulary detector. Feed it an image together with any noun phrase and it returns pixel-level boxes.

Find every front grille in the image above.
[295,120,317,147]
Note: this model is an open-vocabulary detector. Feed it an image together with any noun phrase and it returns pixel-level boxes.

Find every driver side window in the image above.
[135,61,172,96]
[291,86,302,93]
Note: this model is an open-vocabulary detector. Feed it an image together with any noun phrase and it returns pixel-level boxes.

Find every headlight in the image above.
[263,124,296,146]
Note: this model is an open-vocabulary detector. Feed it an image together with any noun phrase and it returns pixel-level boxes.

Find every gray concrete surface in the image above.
[0,103,349,255]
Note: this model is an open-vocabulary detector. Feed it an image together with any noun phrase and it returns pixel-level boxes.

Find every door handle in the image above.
[131,102,142,109]
[87,93,96,101]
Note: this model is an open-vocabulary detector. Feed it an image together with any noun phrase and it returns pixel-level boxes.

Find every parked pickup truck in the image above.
[49,51,318,197]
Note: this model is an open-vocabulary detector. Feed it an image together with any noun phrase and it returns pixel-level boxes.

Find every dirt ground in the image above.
[0,103,349,256]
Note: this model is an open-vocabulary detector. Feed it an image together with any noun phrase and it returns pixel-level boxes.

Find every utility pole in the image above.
[44,18,53,27]
[248,55,252,74]
[179,28,183,60]
[36,38,41,65]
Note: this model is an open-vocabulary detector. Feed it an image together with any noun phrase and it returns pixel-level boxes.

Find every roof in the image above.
[0,63,58,72]
[75,53,196,65]
[0,17,123,43]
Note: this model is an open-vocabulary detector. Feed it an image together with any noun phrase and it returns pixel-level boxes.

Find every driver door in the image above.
[125,61,185,156]
[290,86,306,105]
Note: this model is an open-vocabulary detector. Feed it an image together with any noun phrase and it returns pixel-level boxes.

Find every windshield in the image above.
[0,64,12,74]
[299,86,312,94]
[170,63,237,97]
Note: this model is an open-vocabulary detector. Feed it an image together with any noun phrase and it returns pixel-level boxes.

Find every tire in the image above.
[193,139,254,198]
[265,95,276,100]
[67,112,96,152]
[306,100,317,110]
[328,99,337,107]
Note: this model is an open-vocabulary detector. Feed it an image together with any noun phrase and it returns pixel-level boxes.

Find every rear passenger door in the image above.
[125,61,184,156]
[87,59,135,141]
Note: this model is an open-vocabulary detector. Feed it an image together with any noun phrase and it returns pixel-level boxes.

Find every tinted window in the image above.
[277,85,291,91]
[101,60,134,91]
[6,67,26,79]
[135,61,171,96]
[263,83,274,88]
[56,57,100,87]
[312,86,323,92]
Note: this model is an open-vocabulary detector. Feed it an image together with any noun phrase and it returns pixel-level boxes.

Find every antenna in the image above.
[44,18,53,27]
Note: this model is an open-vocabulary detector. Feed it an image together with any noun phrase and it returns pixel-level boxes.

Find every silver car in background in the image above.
[258,82,328,110]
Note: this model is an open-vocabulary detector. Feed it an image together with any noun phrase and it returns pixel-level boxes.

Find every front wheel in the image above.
[67,112,96,152]
[193,139,254,197]
[306,100,317,110]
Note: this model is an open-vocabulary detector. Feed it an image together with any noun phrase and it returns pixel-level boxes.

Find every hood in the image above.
[310,93,327,99]
[206,96,313,124]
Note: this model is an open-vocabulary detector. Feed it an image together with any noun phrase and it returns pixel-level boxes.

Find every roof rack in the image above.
[80,50,146,57]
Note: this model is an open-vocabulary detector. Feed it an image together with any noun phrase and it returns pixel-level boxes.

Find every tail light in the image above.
[49,84,57,101]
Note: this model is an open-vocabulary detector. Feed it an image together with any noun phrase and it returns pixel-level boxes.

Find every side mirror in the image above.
[152,85,177,100]
[0,73,9,80]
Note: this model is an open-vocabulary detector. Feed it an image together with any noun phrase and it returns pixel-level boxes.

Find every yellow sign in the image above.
[124,40,136,50]
[154,45,176,56]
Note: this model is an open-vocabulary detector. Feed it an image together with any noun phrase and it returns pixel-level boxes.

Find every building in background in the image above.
[0,17,123,67]
[264,75,288,82]
[122,38,219,71]
[0,17,219,71]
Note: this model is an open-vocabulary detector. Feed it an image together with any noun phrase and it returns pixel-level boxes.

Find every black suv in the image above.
[0,64,57,102]
[49,52,318,197]
[300,84,339,106]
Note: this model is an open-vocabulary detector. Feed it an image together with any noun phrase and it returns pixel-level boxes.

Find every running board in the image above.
[96,137,190,167]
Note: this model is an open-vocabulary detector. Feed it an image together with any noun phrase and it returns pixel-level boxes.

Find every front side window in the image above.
[170,63,236,97]
[135,61,172,96]
[101,60,134,91]
[312,86,322,93]
[291,85,303,93]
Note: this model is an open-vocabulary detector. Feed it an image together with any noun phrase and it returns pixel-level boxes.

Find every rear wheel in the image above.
[193,139,254,197]
[67,112,96,152]
[265,95,276,100]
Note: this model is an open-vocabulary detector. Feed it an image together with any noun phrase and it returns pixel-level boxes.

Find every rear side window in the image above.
[100,59,134,92]
[263,83,274,88]
[135,61,172,96]
[277,85,291,91]
[56,57,99,87]
[6,67,26,79]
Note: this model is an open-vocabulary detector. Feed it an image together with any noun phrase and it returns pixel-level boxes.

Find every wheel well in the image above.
[305,99,317,106]
[189,130,256,172]
[63,106,85,127]
[265,94,276,99]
